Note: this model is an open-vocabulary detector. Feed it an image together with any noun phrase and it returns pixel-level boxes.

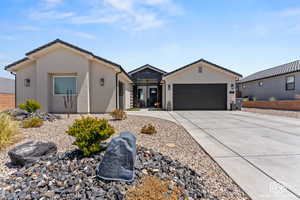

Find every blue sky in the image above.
[1,0,300,79]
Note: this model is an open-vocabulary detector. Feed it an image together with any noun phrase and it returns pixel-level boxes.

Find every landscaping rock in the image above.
[5,108,59,122]
[97,132,136,181]
[8,141,57,166]
[0,146,217,200]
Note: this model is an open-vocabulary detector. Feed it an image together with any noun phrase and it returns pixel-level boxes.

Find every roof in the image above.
[0,77,15,94]
[128,64,167,75]
[239,60,300,83]
[4,39,132,81]
[164,59,242,78]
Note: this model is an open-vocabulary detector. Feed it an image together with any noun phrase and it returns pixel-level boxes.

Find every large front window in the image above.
[54,76,77,95]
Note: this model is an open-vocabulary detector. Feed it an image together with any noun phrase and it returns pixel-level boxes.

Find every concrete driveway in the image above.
[169,111,300,200]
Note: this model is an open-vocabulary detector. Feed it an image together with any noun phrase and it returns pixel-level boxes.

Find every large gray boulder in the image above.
[8,141,57,166]
[97,132,136,181]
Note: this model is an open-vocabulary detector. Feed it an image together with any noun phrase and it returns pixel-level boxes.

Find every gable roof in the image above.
[239,60,300,83]
[4,39,132,81]
[163,59,242,78]
[128,64,167,75]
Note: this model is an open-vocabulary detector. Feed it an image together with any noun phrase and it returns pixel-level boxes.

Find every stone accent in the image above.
[243,100,300,111]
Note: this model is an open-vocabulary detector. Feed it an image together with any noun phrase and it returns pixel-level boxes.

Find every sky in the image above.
[1,0,300,79]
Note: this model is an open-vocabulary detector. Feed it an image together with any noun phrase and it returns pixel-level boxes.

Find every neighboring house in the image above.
[0,77,15,111]
[238,60,300,100]
[5,39,132,113]
[129,64,166,108]
[5,39,242,112]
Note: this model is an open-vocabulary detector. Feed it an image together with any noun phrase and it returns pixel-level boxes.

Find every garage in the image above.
[173,84,227,110]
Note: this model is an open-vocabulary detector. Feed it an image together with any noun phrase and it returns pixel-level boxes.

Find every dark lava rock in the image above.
[8,141,57,166]
[5,108,60,122]
[1,146,218,200]
[97,132,136,181]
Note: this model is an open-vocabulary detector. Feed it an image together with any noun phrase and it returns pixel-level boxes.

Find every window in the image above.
[53,76,77,95]
[286,76,295,91]
[24,79,30,87]
[258,81,263,87]
[198,66,203,73]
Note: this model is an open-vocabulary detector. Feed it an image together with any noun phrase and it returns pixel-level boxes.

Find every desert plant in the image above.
[127,108,141,111]
[63,89,75,118]
[253,97,257,102]
[0,113,19,150]
[269,97,277,101]
[19,99,41,113]
[23,117,43,128]
[141,124,157,135]
[66,117,115,156]
[110,109,127,120]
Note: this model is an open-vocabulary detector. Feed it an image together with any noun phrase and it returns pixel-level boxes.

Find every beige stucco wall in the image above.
[16,62,37,106]
[163,62,237,110]
[89,62,117,113]
[14,46,132,113]
[36,47,90,113]
[119,73,132,110]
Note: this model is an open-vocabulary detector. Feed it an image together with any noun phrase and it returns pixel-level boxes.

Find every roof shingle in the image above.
[239,60,300,83]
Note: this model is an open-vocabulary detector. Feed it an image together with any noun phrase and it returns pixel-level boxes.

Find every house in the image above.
[129,64,166,108]
[238,60,300,100]
[161,59,242,110]
[5,39,132,113]
[0,77,15,111]
[5,39,242,112]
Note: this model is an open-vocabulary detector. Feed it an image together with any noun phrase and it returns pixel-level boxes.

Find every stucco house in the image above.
[5,39,132,113]
[238,60,300,100]
[5,39,242,112]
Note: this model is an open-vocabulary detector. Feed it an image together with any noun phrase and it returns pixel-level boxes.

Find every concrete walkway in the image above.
[127,110,300,200]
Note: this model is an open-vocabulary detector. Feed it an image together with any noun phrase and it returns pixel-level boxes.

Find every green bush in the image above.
[19,99,41,113]
[269,97,277,101]
[0,114,19,150]
[141,124,157,135]
[23,117,43,128]
[66,117,115,156]
[110,109,127,120]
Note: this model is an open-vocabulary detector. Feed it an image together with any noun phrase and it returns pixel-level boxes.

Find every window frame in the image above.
[285,75,295,91]
[53,75,77,96]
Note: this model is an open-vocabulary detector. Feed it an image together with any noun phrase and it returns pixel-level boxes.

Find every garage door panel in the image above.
[173,84,227,110]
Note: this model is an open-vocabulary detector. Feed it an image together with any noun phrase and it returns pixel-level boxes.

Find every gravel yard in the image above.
[0,114,250,200]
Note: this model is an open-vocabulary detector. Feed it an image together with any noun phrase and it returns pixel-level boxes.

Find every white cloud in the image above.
[27,0,183,31]
[72,32,97,39]
[277,8,300,17]
[28,10,75,20]
[18,25,41,31]
[43,0,64,7]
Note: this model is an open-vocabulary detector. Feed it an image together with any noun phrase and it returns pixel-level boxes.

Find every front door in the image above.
[149,88,158,107]
[119,81,124,110]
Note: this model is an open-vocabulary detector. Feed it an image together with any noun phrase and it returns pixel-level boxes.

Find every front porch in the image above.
[132,84,163,108]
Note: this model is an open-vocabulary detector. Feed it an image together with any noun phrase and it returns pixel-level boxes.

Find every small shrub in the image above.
[66,117,115,156]
[111,109,127,120]
[0,114,19,150]
[141,124,157,135]
[23,117,43,128]
[269,97,277,101]
[19,99,41,113]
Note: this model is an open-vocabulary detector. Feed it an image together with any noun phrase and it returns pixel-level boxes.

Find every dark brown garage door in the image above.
[173,84,227,110]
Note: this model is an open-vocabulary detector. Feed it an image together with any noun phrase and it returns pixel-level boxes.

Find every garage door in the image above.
[173,84,227,110]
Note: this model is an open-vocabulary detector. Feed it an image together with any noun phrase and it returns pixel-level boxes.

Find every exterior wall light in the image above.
[167,84,171,91]
[100,78,105,86]
[24,78,30,87]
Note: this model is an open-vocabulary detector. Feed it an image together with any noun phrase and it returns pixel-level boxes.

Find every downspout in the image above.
[10,72,16,108]
[115,71,122,109]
